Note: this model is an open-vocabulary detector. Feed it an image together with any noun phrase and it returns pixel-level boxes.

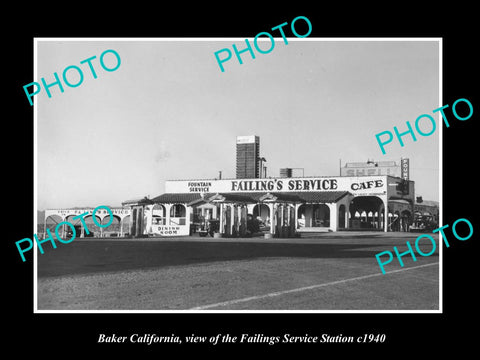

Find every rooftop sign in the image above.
[165,176,388,196]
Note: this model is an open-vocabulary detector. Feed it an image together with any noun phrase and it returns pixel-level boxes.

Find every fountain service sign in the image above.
[165,176,388,196]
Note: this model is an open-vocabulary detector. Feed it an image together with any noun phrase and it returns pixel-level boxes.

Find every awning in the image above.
[289,191,350,203]
[152,191,351,205]
[122,196,154,206]
[389,199,411,205]
[151,193,204,204]
[207,193,263,203]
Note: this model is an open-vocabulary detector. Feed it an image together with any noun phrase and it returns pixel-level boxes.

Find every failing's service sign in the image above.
[165,176,388,195]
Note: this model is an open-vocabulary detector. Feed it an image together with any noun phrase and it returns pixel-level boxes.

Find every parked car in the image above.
[198,219,220,237]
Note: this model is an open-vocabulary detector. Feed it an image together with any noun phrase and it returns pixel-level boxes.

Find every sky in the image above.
[36,39,440,210]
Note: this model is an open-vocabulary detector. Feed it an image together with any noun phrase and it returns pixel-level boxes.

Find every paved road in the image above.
[36,231,440,311]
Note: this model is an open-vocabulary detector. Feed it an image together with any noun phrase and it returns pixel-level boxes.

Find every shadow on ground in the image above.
[37,239,438,278]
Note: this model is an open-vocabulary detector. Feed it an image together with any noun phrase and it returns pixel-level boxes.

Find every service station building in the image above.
[121,174,415,238]
[43,136,435,238]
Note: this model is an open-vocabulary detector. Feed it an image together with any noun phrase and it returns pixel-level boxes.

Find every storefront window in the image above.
[152,204,166,225]
[170,204,186,225]
[170,204,186,217]
[297,204,330,227]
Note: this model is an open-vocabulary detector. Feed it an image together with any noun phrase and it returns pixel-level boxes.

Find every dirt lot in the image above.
[36,232,440,311]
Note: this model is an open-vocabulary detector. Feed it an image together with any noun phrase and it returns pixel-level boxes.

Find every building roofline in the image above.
[166,174,398,182]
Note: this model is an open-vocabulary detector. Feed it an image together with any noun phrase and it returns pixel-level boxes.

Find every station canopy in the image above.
[151,191,350,205]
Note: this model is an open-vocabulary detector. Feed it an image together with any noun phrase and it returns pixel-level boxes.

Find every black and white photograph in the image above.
[34,39,441,312]
[6,6,478,355]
